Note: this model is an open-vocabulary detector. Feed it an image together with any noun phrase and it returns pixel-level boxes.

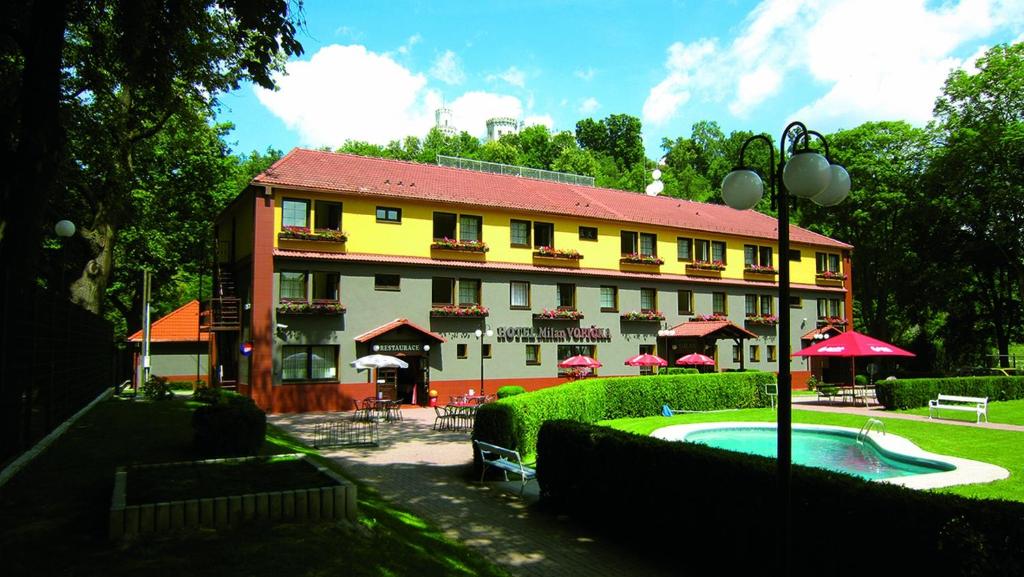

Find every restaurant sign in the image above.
[496,326,612,342]
[373,342,424,353]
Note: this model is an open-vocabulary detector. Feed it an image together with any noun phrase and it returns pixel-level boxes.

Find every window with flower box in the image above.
[641,288,657,312]
[711,241,727,263]
[534,222,554,248]
[510,281,530,309]
[432,277,455,305]
[282,199,309,228]
[744,245,774,272]
[282,345,338,382]
[600,286,618,312]
[677,237,693,261]
[460,215,482,242]
[817,298,843,319]
[557,283,576,309]
[433,212,457,239]
[695,239,711,262]
[816,252,842,276]
[713,292,728,315]
[280,271,307,301]
[312,272,340,302]
[678,290,693,315]
[621,231,657,257]
[511,219,531,247]
[314,201,342,231]
[458,279,481,306]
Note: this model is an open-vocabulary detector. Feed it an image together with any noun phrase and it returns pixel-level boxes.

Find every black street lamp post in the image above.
[721,121,849,575]
[474,325,493,395]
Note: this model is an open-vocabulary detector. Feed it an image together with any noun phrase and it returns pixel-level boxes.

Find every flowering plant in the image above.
[688,260,727,271]
[816,270,847,280]
[745,314,779,326]
[694,313,728,322]
[533,308,585,320]
[823,316,847,325]
[431,237,489,253]
[561,367,593,380]
[620,253,665,265]
[429,304,490,317]
[533,246,583,260]
[276,301,346,314]
[278,225,348,242]
[744,264,777,274]
[620,310,666,321]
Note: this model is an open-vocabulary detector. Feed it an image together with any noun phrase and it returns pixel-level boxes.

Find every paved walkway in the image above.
[791,395,1024,432]
[270,409,682,577]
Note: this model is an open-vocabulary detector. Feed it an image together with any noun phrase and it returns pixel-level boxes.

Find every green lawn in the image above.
[0,397,510,577]
[896,398,1024,426]
[600,408,1024,502]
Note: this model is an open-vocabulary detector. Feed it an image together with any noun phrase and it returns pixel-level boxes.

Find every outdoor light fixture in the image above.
[721,121,850,574]
[55,220,76,238]
[474,326,493,395]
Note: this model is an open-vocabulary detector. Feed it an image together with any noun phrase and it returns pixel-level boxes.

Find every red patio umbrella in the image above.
[792,330,915,358]
[557,354,603,368]
[676,353,715,366]
[624,353,668,367]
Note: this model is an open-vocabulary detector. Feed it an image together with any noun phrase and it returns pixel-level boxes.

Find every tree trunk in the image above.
[68,222,115,314]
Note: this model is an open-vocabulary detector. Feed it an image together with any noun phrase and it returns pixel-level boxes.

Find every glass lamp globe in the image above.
[811,164,851,207]
[783,151,831,198]
[645,179,664,196]
[55,220,76,238]
[474,329,483,338]
[721,169,763,210]
[651,169,662,180]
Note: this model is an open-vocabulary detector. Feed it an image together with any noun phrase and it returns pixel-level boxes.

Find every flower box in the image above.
[620,311,666,321]
[620,253,664,266]
[816,271,847,281]
[533,309,585,321]
[688,260,727,271]
[429,305,490,318]
[533,246,583,260]
[430,238,489,253]
[745,315,779,326]
[276,301,346,315]
[744,265,778,275]
[278,226,348,243]
[822,316,848,326]
[693,314,728,322]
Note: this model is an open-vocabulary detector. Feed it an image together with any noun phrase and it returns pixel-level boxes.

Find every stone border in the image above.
[109,453,357,540]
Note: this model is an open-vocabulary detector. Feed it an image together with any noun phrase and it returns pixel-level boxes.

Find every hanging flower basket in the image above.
[276,301,346,315]
[429,304,490,318]
[816,271,847,281]
[693,313,728,322]
[745,315,779,326]
[688,260,727,271]
[430,238,489,253]
[620,253,664,266]
[278,226,348,243]
[620,310,666,321]
[533,246,583,260]
[744,265,777,275]
[533,309,585,320]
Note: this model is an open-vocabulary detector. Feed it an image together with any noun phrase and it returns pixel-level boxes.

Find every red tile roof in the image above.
[127,300,208,343]
[254,149,852,249]
[274,249,847,294]
[353,318,447,344]
[664,320,757,339]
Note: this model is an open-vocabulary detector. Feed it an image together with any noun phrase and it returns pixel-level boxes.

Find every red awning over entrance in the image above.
[662,320,757,340]
[353,318,447,344]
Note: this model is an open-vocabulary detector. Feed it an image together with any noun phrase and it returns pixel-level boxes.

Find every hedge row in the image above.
[876,376,1024,409]
[537,420,1024,576]
[473,372,775,458]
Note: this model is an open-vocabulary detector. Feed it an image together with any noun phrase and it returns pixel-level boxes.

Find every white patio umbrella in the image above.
[350,354,409,370]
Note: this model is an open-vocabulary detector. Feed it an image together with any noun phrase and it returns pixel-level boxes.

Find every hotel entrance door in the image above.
[396,357,421,404]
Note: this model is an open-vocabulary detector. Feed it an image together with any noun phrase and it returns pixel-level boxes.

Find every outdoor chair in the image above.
[385,399,403,422]
[433,405,455,431]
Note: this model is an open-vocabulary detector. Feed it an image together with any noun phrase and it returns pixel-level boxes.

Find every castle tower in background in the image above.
[486,117,522,141]
[434,106,456,137]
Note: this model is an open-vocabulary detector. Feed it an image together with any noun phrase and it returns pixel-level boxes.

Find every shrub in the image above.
[806,375,821,391]
[536,420,1024,576]
[141,375,174,400]
[192,394,267,457]
[167,380,199,391]
[473,372,775,459]
[496,385,526,399]
[665,367,699,375]
[875,376,1024,409]
[192,386,223,405]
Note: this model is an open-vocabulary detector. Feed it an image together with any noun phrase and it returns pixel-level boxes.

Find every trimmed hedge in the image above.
[496,385,526,399]
[665,367,699,375]
[473,372,775,458]
[537,420,1024,576]
[876,376,1024,409]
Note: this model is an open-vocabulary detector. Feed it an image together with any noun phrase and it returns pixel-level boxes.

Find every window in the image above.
[312,272,340,301]
[376,206,401,223]
[760,247,773,268]
[600,286,618,311]
[817,298,842,318]
[750,345,761,362]
[712,292,727,315]
[282,199,309,228]
[314,201,342,231]
[767,345,777,362]
[510,219,531,247]
[482,344,492,359]
[458,279,481,306]
[640,233,657,257]
[744,245,757,267]
[711,240,727,263]
[760,295,774,316]
[280,271,307,301]
[677,237,693,261]
[732,345,742,363]
[695,239,711,261]
[557,345,596,375]
[432,277,455,305]
[526,344,541,365]
[282,345,338,382]
[745,294,758,317]
[640,288,657,312]
[534,222,554,248]
[621,231,638,255]
[789,296,802,308]
[677,290,693,315]
[457,344,468,359]
[748,294,773,316]
[375,274,400,291]
[579,226,598,240]
[510,281,530,309]
[557,283,576,309]
[744,245,773,267]
[816,252,841,273]
[789,249,802,261]
[460,215,482,242]
[433,212,457,239]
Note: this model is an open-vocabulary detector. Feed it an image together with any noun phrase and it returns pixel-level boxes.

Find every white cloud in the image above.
[487,66,526,88]
[449,92,523,137]
[430,50,465,85]
[643,0,1021,127]
[578,97,600,115]
[524,115,554,129]
[395,34,421,55]
[574,67,596,81]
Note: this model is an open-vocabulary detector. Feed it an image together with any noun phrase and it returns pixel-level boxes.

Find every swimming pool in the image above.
[651,422,1009,488]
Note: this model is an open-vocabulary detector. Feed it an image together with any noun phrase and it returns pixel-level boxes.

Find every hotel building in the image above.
[203,149,853,412]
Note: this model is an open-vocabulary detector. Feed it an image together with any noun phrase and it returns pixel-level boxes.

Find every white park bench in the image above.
[474,440,537,495]
[928,394,988,423]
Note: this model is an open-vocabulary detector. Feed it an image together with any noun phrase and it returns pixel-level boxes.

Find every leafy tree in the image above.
[575,114,644,170]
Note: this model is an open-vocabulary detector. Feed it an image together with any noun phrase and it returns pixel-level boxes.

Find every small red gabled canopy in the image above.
[662,320,757,340]
[793,330,915,358]
[353,318,447,344]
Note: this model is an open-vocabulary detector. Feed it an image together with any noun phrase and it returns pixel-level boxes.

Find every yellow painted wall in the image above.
[270,188,844,286]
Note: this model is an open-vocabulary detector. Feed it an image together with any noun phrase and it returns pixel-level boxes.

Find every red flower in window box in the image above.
[429,304,490,318]
[430,237,489,253]
[694,313,728,322]
[620,253,664,265]
[533,308,585,320]
[744,264,777,275]
[278,226,348,242]
[688,260,727,271]
[620,310,666,321]
[816,271,847,281]
[533,246,583,260]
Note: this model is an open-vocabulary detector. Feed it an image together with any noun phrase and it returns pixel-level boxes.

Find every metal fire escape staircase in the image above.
[200,240,241,388]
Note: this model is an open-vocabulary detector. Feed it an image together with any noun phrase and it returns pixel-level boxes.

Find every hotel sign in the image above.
[496,326,612,342]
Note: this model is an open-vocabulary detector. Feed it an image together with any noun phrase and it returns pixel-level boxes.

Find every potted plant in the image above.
[533,308,585,320]
[430,237,489,253]
[278,225,348,242]
[429,304,490,317]
[619,252,665,265]
[620,310,666,321]
[744,264,777,274]
[533,246,583,260]
[688,260,727,271]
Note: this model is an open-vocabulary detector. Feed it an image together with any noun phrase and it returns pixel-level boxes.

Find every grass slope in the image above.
[896,398,1024,426]
[601,407,1024,502]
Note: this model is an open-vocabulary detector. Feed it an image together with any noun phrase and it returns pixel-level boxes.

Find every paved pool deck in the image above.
[791,395,1024,432]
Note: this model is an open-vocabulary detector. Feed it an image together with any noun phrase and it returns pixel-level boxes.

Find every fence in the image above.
[0,280,114,464]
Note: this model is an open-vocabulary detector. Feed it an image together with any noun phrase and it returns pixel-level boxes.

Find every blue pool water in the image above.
[684,427,954,480]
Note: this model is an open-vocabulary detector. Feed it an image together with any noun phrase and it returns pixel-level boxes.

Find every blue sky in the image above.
[215,0,1023,158]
